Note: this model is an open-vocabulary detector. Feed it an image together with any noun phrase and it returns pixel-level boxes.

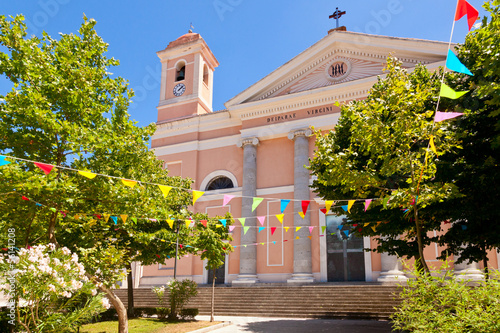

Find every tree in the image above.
[309,58,462,272]
[435,1,500,276]
[0,15,208,332]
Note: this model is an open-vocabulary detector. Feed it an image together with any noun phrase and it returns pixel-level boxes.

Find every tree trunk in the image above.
[481,244,489,281]
[413,208,430,273]
[210,274,215,322]
[100,285,128,333]
[127,262,135,318]
[47,210,58,245]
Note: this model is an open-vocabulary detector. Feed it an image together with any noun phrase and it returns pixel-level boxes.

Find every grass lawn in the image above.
[80,318,222,333]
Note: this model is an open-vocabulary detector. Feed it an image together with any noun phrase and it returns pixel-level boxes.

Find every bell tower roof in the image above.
[167,32,202,49]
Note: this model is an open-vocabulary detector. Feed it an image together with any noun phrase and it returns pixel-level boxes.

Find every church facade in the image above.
[131,28,499,287]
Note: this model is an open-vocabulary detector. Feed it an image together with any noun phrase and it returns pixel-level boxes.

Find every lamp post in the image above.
[174,219,180,280]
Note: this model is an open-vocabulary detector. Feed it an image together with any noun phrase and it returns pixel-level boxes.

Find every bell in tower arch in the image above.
[176,66,185,81]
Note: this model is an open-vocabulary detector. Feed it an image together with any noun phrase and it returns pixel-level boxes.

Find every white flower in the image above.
[52,258,61,266]
[61,291,72,298]
[61,247,71,256]
[47,243,56,251]
[63,263,71,270]
[71,253,78,263]
[101,297,111,309]
[48,284,56,293]
[70,280,83,291]
[91,289,97,296]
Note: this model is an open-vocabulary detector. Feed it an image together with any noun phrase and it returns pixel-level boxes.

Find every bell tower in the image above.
[156,32,219,123]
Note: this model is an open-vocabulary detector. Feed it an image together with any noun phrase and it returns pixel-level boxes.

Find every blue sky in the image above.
[0,0,488,128]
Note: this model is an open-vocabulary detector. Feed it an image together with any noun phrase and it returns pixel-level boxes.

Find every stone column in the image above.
[233,137,259,284]
[377,252,407,283]
[287,129,314,283]
[454,259,484,281]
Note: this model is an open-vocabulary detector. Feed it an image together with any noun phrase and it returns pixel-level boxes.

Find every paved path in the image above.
[195,316,395,333]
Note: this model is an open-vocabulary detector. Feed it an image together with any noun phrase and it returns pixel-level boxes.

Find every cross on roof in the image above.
[329,7,346,28]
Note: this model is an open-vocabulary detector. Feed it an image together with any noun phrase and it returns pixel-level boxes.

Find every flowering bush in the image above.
[167,279,198,320]
[0,244,109,332]
[151,285,169,319]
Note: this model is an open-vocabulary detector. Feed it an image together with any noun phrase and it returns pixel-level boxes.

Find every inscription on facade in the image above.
[265,106,336,123]
[306,106,334,115]
[267,113,297,122]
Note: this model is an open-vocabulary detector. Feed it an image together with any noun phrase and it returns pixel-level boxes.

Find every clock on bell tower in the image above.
[156,32,219,123]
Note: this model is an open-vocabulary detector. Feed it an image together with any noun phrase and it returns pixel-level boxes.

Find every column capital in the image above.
[287,128,312,140]
[237,137,259,148]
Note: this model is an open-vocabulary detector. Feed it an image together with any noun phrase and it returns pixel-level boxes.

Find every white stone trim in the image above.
[199,170,239,191]
[319,211,327,282]
[153,134,241,156]
[363,237,373,282]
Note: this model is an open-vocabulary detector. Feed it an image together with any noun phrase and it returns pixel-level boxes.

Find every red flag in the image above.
[156,254,161,259]
[271,227,277,236]
[320,208,327,214]
[455,0,479,31]
[301,200,310,216]
[200,220,207,228]
[21,196,29,201]
[34,162,54,175]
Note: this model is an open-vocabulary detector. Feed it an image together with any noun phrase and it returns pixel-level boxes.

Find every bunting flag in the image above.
[440,83,469,99]
[280,199,290,213]
[192,190,204,205]
[308,226,315,235]
[341,205,348,212]
[167,219,174,229]
[200,220,207,228]
[21,196,29,201]
[120,215,128,223]
[321,226,327,234]
[158,185,172,198]
[50,207,56,213]
[298,211,306,219]
[258,227,265,233]
[338,225,343,230]
[229,226,236,232]
[364,223,370,227]
[223,195,235,206]
[347,200,355,213]
[238,218,246,227]
[429,136,438,155]
[455,0,479,31]
[103,214,110,223]
[295,227,302,232]
[446,49,473,75]
[215,225,223,229]
[185,220,192,228]
[364,199,372,212]
[111,216,118,225]
[325,200,334,213]
[461,225,468,230]
[271,227,277,235]
[371,226,377,232]
[243,226,250,235]
[78,170,97,179]
[343,230,349,237]
[0,156,10,166]
[219,219,227,227]
[435,111,464,122]
[284,227,290,232]
[121,179,137,188]
[131,217,137,224]
[276,214,284,224]
[257,216,266,226]
[252,197,264,212]
[320,208,327,214]
[301,200,310,215]
[34,162,54,175]
[296,236,300,240]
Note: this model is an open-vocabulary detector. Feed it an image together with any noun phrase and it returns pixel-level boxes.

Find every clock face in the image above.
[173,83,186,97]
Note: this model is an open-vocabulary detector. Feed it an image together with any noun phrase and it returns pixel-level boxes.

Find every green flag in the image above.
[439,83,468,99]
[252,197,263,212]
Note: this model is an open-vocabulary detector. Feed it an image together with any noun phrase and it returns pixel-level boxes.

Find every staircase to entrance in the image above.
[114,284,401,320]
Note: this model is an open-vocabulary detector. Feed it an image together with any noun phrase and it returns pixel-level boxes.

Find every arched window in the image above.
[176,61,185,81]
[205,176,234,191]
[203,64,209,86]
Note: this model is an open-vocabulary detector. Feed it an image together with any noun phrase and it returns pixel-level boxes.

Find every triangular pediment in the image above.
[225,31,449,107]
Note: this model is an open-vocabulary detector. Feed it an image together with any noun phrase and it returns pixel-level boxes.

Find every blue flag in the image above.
[280,199,290,213]
[111,216,118,225]
[446,50,473,76]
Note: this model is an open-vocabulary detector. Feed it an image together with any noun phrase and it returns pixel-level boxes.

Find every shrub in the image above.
[167,279,198,320]
[180,308,199,321]
[391,264,500,332]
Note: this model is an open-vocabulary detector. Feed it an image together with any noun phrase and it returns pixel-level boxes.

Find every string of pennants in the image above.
[0,155,379,220]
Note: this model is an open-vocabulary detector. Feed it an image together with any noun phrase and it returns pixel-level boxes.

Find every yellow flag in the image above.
[74,214,80,219]
[122,179,137,188]
[347,200,355,213]
[192,191,204,205]
[103,214,110,223]
[167,219,174,229]
[158,185,172,198]
[78,171,97,179]
[325,200,334,213]
[120,215,128,223]
[296,227,302,232]
[298,212,305,219]
[364,223,370,227]
[371,226,377,232]
[429,136,438,155]
[185,220,192,228]
[276,214,284,224]
[296,236,300,240]
[284,227,290,232]
[216,225,223,228]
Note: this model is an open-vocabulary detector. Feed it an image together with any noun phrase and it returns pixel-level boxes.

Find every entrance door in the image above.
[207,262,225,285]
[326,215,365,282]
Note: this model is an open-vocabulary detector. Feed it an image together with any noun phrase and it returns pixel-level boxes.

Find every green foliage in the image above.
[180,308,199,321]
[0,245,107,332]
[392,264,500,332]
[166,279,198,320]
[309,57,461,267]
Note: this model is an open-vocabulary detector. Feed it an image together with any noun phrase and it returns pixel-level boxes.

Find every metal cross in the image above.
[329,7,346,28]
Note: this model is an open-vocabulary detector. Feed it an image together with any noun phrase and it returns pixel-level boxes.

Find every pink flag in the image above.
[223,195,235,206]
[364,199,372,212]
[229,226,236,232]
[34,162,54,175]
[455,0,479,31]
[271,227,277,236]
[257,216,265,226]
[435,111,463,122]
[308,226,315,235]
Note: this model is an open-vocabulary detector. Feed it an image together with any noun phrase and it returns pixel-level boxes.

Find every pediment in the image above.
[225,31,449,107]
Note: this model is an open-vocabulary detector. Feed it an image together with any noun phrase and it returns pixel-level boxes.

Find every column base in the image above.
[377,270,407,283]
[287,273,315,284]
[454,268,484,281]
[232,274,259,284]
